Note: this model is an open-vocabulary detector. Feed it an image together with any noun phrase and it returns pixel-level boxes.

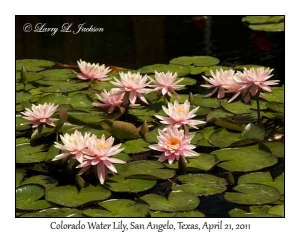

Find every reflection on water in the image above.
[16,16,284,83]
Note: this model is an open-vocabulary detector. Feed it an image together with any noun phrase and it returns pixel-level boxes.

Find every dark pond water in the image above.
[16,15,285,217]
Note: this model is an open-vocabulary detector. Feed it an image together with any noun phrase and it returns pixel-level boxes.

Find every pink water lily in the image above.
[21,103,58,128]
[229,67,280,103]
[74,59,111,81]
[53,130,92,163]
[149,71,184,96]
[155,100,206,129]
[92,89,124,113]
[149,125,198,164]
[201,69,242,98]
[110,71,152,105]
[77,135,126,184]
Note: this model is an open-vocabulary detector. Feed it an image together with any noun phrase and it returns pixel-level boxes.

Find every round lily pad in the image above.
[263,141,284,158]
[40,81,89,93]
[138,64,190,77]
[140,191,200,212]
[16,169,26,187]
[179,77,197,86]
[150,210,205,217]
[172,173,227,196]
[116,160,176,179]
[16,91,32,104]
[241,123,265,140]
[212,144,278,172]
[21,175,58,191]
[16,71,43,82]
[20,208,83,217]
[238,172,284,195]
[45,185,111,207]
[266,102,284,113]
[39,69,77,81]
[123,139,150,154]
[170,56,220,67]
[242,16,284,24]
[16,59,55,71]
[105,175,156,193]
[264,86,284,103]
[68,110,106,125]
[224,183,281,205]
[221,100,267,114]
[229,208,278,217]
[16,184,52,211]
[16,143,48,163]
[249,23,284,32]
[206,109,234,120]
[193,96,220,108]
[83,199,149,217]
[215,119,244,131]
[16,114,31,131]
[188,66,210,75]
[208,128,241,148]
[164,153,218,172]
[90,81,115,91]
[268,204,284,217]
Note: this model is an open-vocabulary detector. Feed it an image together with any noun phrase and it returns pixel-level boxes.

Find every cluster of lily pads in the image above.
[242,16,284,32]
[16,56,284,217]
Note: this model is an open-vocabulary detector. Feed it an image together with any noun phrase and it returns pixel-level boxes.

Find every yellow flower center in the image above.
[167,137,180,149]
[176,106,184,113]
[96,142,107,150]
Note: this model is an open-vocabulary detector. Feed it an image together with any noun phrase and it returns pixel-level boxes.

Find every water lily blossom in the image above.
[155,100,206,129]
[75,59,111,81]
[230,67,280,103]
[110,71,152,105]
[149,71,184,96]
[21,103,58,128]
[92,89,124,113]
[201,69,241,98]
[149,125,198,164]
[77,135,126,184]
[53,130,92,163]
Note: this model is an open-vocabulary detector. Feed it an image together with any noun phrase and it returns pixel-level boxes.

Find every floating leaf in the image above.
[110,121,141,140]
[178,77,197,86]
[21,175,58,191]
[16,71,43,82]
[16,91,32,104]
[116,160,175,179]
[172,174,227,196]
[140,191,200,212]
[224,183,280,205]
[267,102,284,113]
[123,139,150,154]
[193,96,220,108]
[208,128,241,148]
[264,86,284,103]
[83,199,149,217]
[16,143,48,163]
[221,100,267,114]
[249,23,284,32]
[197,126,215,147]
[20,208,83,217]
[41,81,89,93]
[105,175,156,193]
[238,172,284,195]
[16,169,26,187]
[268,204,284,217]
[242,16,284,24]
[90,81,115,91]
[241,123,265,140]
[170,56,219,67]
[39,69,77,81]
[16,114,31,131]
[138,64,190,77]
[188,66,209,75]
[213,144,278,172]
[215,119,244,131]
[45,185,111,207]
[16,59,55,71]
[16,184,51,211]
[263,141,284,158]
[164,153,218,171]
[68,110,106,125]
[229,208,278,217]
[150,210,205,217]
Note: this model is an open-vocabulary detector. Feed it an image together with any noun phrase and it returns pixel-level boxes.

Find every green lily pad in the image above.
[83,199,149,217]
[206,109,234,120]
[16,114,31,131]
[116,160,175,179]
[37,93,93,109]
[41,81,89,93]
[16,91,32,104]
[164,153,218,171]
[208,128,241,148]
[213,144,278,172]
[16,169,26,187]
[16,143,48,163]
[224,183,281,205]
[20,208,83,217]
[39,69,77,81]
[16,184,52,211]
[188,66,210,75]
[268,204,284,217]
[249,23,284,32]
[16,71,43,82]
[264,86,284,103]
[138,64,190,77]
[45,185,111,207]
[123,139,150,154]
[221,100,267,114]
[21,175,58,191]
[90,81,115,91]
[150,210,205,217]
[238,172,284,195]
[229,208,278,217]
[140,191,200,212]
[242,16,284,24]
[170,56,220,67]
[45,145,60,161]
[128,104,164,116]
[105,175,156,193]
[193,96,220,108]
[197,126,215,147]
[172,173,227,196]
[68,110,106,125]
[241,123,265,140]
[16,59,55,71]
[203,66,232,76]
[263,141,284,158]
[16,83,36,91]
[178,77,197,86]
[267,102,284,113]
[215,119,244,131]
